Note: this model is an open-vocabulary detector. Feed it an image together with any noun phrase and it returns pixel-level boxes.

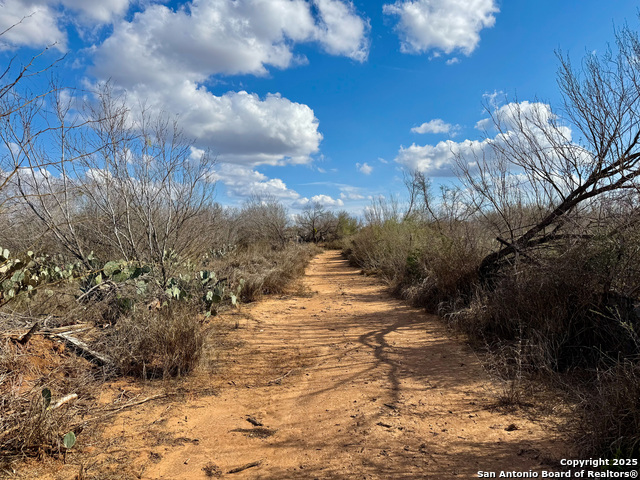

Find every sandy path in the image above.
[99,251,565,479]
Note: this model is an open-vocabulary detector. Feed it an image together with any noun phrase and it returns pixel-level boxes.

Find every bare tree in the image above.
[77,86,216,281]
[5,83,216,282]
[236,194,290,248]
[453,25,640,279]
[363,195,403,226]
[0,18,64,209]
[295,203,337,243]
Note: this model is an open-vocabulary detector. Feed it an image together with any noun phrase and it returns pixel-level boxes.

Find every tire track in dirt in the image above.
[102,250,566,479]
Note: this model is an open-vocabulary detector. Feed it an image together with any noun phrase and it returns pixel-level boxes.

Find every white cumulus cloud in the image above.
[312,0,370,62]
[0,0,132,49]
[164,88,322,166]
[60,0,129,23]
[395,101,577,177]
[395,139,487,176]
[356,162,373,174]
[0,0,66,50]
[209,163,301,199]
[383,0,499,55]
[293,194,344,208]
[92,0,368,81]
[89,0,369,166]
[411,118,459,135]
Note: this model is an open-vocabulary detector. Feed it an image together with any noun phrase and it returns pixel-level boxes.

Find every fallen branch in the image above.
[104,394,167,412]
[227,460,262,474]
[53,331,111,365]
[50,393,78,410]
[43,324,91,334]
[495,236,537,263]
[3,322,89,343]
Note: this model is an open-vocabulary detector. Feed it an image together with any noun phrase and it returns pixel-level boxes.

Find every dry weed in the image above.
[107,302,206,379]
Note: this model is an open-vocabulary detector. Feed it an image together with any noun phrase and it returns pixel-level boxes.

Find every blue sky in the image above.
[2,0,639,214]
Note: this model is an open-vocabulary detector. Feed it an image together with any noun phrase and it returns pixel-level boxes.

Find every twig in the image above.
[76,280,116,303]
[72,394,167,427]
[227,460,262,474]
[103,394,167,412]
[0,424,20,440]
[267,369,294,385]
[246,416,263,427]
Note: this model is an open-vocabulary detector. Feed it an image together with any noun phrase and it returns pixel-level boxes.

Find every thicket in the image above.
[0,56,324,461]
[346,25,640,460]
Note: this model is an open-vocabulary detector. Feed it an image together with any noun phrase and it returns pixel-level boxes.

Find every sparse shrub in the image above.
[574,360,640,460]
[212,242,320,302]
[236,195,290,249]
[447,234,640,371]
[402,226,483,312]
[324,211,360,249]
[346,220,482,311]
[109,302,206,378]
[346,220,420,280]
[0,338,94,463]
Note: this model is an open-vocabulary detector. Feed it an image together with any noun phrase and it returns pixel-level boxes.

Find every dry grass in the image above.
[572,360,640,460]
[0,337,98,466]
[345,219,640,460]
[107,302,206,379]
[211,243,321,302]
[345,221,482,310]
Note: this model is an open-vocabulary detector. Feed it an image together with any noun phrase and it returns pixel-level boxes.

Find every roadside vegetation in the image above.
[0,44,361,467]
[5,11,640,477]
[344,24,640,461]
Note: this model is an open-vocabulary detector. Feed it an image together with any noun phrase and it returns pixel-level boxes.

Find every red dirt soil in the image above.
[23,250,568,479]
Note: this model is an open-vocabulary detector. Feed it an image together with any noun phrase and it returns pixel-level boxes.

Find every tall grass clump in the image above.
[449,234,640,371]
[346,217,485,312]
[347,220,421,280]
[212,242,321,302]
[574,361,640,459]
[109,302,206,378]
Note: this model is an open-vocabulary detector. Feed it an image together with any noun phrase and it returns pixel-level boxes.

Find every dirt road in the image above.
[91,251,566,479]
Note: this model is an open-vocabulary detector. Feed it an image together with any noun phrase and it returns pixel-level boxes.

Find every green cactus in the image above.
[62,431,76,450]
